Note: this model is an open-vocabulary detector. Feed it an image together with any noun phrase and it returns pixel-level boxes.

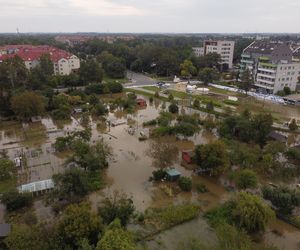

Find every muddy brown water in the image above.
[0,96,299,249]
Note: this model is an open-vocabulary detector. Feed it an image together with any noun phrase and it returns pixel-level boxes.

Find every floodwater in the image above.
[0,95,299,249]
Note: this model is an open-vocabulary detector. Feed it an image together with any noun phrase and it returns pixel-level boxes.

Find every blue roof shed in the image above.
[166,169,181,181]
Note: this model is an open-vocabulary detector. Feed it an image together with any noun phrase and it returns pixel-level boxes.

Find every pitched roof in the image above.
[0,45,73,63]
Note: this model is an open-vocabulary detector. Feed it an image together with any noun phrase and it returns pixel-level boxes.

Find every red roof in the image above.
[0,45,73,63]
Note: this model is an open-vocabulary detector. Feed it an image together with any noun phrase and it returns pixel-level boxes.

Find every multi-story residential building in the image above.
[193,40,235,69]
[192,47,204,57]
[0,45,80,76]
[240,41,300,94]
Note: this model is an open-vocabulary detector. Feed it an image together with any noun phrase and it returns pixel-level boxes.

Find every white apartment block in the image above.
[256,61,300,94]
[54,55,81,76]
[240,41,300,94]
[193,40,235,69]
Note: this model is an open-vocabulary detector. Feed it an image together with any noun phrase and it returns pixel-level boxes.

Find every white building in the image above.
[193,40,235,69]
[0,45,80,76]
[240,41,300,94]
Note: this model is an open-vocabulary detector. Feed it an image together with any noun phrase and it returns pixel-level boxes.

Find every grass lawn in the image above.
[124,88,168,101]
[102,75,129,84]
[169,90,190,99]
[142,86,160,92]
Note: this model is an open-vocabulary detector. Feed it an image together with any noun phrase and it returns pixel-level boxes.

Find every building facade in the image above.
[193,40,235,69]
[192,47,204,57]
[240,41,300,94]
[0,45,80,76]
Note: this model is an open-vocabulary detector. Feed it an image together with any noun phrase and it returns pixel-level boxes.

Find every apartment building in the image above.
[192,47,204,57]
[192,40,235,69]
[240,41,300,94]
[0,45,80,76]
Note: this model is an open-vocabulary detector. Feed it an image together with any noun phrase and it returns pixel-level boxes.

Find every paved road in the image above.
[125,71,157,87]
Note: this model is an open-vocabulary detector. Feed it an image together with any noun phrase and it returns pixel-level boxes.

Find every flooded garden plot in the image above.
[0,94,300,249]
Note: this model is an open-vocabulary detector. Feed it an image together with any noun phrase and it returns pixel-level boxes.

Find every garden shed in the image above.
[166,169,181,181]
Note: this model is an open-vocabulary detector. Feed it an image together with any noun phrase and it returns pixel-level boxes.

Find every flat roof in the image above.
[18,179,54,193]
[284,94,300,101]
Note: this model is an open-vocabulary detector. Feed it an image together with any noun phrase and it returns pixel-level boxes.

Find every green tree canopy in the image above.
[56,202,102,248]
[194,141,229,175]
[180,60,197,78]
[234,169,258,189]
[10,91,46,120]
[198,67,219,85]
[96,219,136,250]
[99,191,135,227]
[232,192,275,232]
[0,158,15,181]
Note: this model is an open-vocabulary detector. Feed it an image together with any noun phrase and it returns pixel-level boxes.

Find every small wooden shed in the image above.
[182,150,194,164]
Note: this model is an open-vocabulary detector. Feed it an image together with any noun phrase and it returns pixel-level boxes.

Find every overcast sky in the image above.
[0,0,299,33]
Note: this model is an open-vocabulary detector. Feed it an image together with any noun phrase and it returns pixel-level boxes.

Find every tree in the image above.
[0,56,28,89]
[193,99,200,109]
[196,52,221,69]
[39,53,54,76]
[0,158,14,181]
[232,192,275,233]
[168,103,179,114]
[56,202,102,248]
[238,69,253,94]
[10,91,46,120]
[252,113,273,146]
[4,224,48,250]
[289,119,298,131]
[98,191,135,227]
[94,102,108,116]
[80,60,103,83]
[52,168,90,200]
[198,67,219,85]
[71,139,112,172]
[194,141,229,175]
[283,86,291,95]
[105,57,126,78]
[2,190,33,211]
[180,60,197,78]
[147,140,179,168]
[235,169,258,189]
[96,219,136,250]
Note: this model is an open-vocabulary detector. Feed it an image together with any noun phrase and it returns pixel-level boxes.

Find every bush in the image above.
[285,148,300,161]
[168,103,179,114]
[109,82,123,93]
[146,204,199,228]
[235,169,258,189]
[93,103,108,116]
[52,105,71,120]
[2,190,33,211]
[143,119,157,126]
[196,183,208,193]
[178,177,192,192]
[152,169,166,181]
